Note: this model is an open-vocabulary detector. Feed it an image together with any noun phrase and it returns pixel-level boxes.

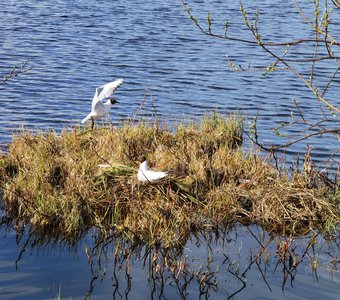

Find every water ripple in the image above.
[0,0,339,167]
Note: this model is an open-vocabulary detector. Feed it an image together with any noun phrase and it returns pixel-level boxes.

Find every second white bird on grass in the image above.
[81,78,124,129]
[137,156,168,183]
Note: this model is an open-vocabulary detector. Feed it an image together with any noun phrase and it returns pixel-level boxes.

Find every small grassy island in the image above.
[0,114,338,248]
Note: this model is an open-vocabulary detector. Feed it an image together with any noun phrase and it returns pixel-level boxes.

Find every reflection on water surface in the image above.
[1,224,339,299]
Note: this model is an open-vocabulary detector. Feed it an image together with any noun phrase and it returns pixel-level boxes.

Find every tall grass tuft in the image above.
[0,113,338,248]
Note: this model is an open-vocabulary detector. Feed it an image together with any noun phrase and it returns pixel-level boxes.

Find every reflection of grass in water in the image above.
[0,113,338,248]
[10,224,338,299]
[84,226,339,299]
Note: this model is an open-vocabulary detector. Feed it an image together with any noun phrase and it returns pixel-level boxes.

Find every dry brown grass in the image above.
[0,113,338,247]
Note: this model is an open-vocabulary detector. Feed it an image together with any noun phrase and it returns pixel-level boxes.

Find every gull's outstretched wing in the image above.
[91,78,124,109]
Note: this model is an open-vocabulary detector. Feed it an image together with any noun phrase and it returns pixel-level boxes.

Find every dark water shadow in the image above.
[4,220,339,300]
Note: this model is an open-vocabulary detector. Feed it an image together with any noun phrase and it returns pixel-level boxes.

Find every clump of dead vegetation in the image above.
[0,113,338,248]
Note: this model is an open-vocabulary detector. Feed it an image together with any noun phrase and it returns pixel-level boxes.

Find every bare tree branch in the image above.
[181,0,340,47]
[293,0,337,44]
[1,61,32,84]
[332,0,340,9]
[181,0,339,113]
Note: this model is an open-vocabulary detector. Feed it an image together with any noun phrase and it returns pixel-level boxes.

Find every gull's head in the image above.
[139,155,147,164]
[110,98,118,105]
[138,156,148,170]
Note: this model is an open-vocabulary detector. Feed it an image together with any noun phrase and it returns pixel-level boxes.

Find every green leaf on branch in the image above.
[248,116,259,143]
[273,127,286,137]
[240,2,250,27]
[207,11,212,32]
[190,15,198,26]
[224,18,229,36]
[257,34,262,44]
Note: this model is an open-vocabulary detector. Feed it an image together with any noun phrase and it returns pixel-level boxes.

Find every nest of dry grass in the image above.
[0,114,338,247]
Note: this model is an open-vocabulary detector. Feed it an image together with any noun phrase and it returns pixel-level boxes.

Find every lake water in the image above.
[1,224,339,300]
[0,0,339,299]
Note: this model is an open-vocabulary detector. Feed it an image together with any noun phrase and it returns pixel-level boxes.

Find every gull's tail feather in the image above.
[81,113,92,124]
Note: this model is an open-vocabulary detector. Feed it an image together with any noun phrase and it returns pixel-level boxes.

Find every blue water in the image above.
[0,0,339,299]
[1,1,339,161]
[1,225,339,300]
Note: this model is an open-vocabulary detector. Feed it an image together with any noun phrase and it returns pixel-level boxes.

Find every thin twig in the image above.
[182,0,340,113]
[1,61,32,84]
[293,0,337,44]
[321,64,340,97]
[244,127,340,152]
[129,90,148,127]
[332,0,340,9]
